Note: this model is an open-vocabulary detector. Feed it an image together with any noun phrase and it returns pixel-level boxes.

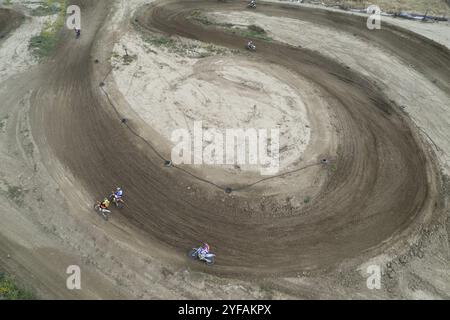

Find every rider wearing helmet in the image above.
[100,198,110,209]
[114,187,123,200]
[198,242,210,258]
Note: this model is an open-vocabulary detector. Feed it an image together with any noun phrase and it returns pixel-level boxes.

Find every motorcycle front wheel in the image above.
[188,249,198,260]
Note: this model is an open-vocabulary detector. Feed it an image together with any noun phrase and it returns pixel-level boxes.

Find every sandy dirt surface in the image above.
[273,0,450,49]
[0,8,57,83]
[110,33,332,193]
[206,8,450,176]
[0,0,449,299]
[316,0,450,16]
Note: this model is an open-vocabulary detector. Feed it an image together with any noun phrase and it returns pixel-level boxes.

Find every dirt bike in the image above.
[188,247,216,266]
[94,202,110,220]
[247,2,256,9]
[246,42,256,51]
[108,193,125,209]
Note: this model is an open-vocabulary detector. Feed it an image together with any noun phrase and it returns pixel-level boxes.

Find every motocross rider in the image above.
[113,187,123,201]
[100,198,110,210]
[198,243,210,258]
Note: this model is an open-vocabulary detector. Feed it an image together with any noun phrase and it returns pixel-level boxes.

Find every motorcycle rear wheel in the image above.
[101,212,109,221]
[206,256,215,266]
[94,204,109,221]
[116,201,124,209]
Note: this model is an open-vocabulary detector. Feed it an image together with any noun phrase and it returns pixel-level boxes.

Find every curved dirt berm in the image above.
[29,0,448,277]
[0,8,23,40]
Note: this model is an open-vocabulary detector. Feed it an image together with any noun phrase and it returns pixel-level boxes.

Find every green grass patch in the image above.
[186,11,272,43]
[143,35,177,48]
[329,164,338,172]
[0,115,8,131]
[29,0,67,60]
[191,13,214,26]
[189,12,272,42]
[6,185,26,207]
[258,283,274,299]
[0,273,34,300]
[189,10,234,28]
[29,30,60,59]
[31,2,61,17]
[140,31,230,58]
[248,24,266,34]
[238,25,272,41]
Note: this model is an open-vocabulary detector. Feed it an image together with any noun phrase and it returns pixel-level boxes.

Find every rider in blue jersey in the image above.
[113,187,123,200]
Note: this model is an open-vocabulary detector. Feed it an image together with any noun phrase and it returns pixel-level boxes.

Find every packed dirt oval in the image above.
[0,0,449,299]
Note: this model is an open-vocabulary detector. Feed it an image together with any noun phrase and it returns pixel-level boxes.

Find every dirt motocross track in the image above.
[29,0,448,277]
[0,8,23,39]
